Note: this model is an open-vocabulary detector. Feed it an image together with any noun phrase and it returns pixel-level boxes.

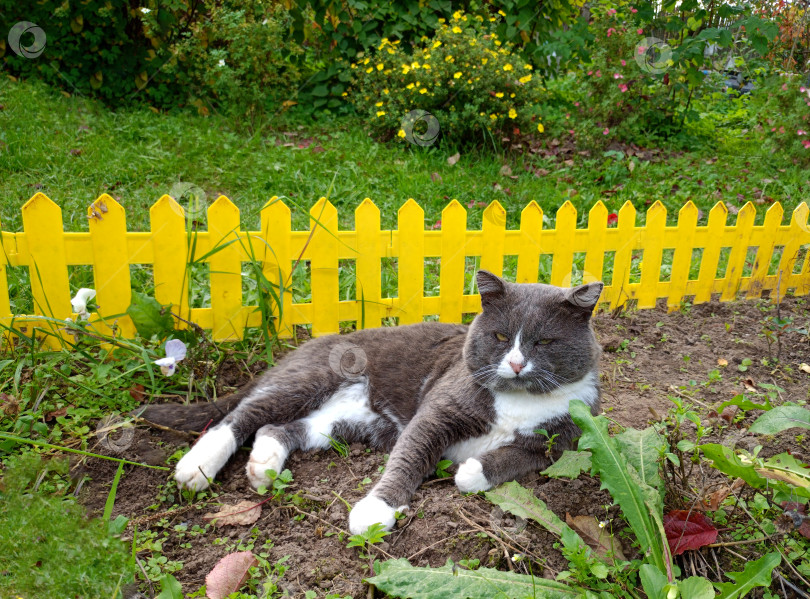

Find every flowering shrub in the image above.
[752,74,810,162]
[349,11,546,146]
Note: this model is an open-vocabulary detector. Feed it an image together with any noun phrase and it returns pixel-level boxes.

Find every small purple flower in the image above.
[154,339,187,376]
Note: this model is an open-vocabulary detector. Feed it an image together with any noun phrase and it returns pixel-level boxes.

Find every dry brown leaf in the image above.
[203,500,262,527]
[430,172,442,183]
[565,513,627,564]
[800,363,810,374]
[717,358,728,367]
[206,551,258,599]
[447,152,460,166]
[742,377,757,393]
[696,478,745,511]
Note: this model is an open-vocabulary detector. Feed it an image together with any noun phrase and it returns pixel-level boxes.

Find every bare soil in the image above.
[77,296,810,598]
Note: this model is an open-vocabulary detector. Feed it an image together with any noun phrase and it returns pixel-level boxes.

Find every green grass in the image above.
[1,77,807,238]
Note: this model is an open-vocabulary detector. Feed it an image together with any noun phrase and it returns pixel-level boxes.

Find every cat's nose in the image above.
[509,361,524,374]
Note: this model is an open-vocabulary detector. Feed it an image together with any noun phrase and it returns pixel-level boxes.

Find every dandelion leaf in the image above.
[541,450,592,479]
[713,552,780,599]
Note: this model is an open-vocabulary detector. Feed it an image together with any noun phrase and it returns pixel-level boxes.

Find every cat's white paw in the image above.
[349,495,404,535]
[174,426,237,491]
[455,458,491,493]
[246,435,288,489]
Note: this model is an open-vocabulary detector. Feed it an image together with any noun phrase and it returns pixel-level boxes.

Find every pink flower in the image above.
[800,87,806,92]
[798,130,807,135]
[607,27,616,37]
[603,128,610,135]
[614,73,623,79]
[588,70,593,76]
[607,8,617,15]
[631,7,638,12]
[619,84,628,92]
[637,28,643,34]
[779,126,785,134]
[638,46,646,55]
[574,101,580,106]
[569,129,575,135]
[782,83,788,91]
[771,127,776,132]
[621,59,626,66]
[596,70,602,77]
[432,220,441,229]
[467,200,475,208]
[803,140,810,149]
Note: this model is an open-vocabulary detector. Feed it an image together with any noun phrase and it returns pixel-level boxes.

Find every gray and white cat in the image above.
[141,271,603,534]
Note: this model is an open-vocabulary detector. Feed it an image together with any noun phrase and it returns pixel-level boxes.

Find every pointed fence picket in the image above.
[1,193,808,345]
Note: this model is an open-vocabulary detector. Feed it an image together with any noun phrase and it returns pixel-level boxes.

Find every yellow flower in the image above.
[495,92,504,98]
[469,39,476,46]
[454,72,462,79]
[524,64,533,70]
[365,67,373,73]
[376,111,386,117]
[375,101,383,107]
[453,10,464,20]
[422,64,431,70]
[411,61,420,69]
[537,123,545,133]
[503,63,513,71]
[494,40,502,46]
[519,74,532,84]
[397,129,406,138]
[452,26,462,33]
[508,108,517,119]
[510,93,515,98]
[490,114,498,120]
[383,88,389,94]
[481,58,488,65]
[341,92,348,97]
[433,40,442,49]
[376,63,384,71]
[445,55,455,62]
[402,64,411,74]
[419,88,428,94]
[498,9,506,16]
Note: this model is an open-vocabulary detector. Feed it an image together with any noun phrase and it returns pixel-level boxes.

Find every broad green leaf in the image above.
[542,450,592,479]
[485,481,571,540]
[156,574,183,599]
[126,291,174,340]
[639,564,668,599]
[718,393,771,413]
[749,406,810,434]
[615,427,666,496]
[570,400,669,578]
[367,558,584,598]
[699,443,768,488]
[714,552,780,599]
[679,576,715,599]
[756,452,810,495]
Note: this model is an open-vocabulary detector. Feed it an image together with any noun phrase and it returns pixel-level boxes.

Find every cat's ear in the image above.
[565,282,604,312]
[476,270,506,307]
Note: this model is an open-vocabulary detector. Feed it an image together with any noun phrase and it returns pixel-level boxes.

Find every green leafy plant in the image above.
[435,458,453,478]
[257,468,294,501]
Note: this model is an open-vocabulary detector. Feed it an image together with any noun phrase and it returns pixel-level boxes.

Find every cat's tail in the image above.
[133,380,258,432]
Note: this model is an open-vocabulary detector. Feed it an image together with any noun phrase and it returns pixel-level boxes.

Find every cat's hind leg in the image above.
[246,423,304,489]
[174,424,239,491]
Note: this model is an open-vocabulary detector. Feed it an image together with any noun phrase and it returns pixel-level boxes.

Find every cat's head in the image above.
[464,270,603,394]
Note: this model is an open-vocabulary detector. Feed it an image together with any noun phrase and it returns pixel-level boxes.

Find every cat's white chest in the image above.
[443,373,598,463]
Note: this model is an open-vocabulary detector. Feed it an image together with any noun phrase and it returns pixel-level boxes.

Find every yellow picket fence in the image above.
[1,193,808,343]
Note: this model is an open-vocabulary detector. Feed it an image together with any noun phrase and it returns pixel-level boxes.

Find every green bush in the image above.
[751,74,810,163]
[0,0,303,119]
[0,455,133,598]
[349,11,546,147]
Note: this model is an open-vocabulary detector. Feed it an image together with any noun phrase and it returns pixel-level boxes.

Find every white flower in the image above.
[217,59,226,67]
[154,339,187,376]
[71,288,96,320]
[140,7,151,13]
[599,520,608,529]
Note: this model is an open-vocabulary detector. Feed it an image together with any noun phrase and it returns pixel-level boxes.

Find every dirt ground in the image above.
[77,296,810,598]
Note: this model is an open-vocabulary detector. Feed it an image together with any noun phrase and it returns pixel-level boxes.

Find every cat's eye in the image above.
[537,339,553,346]
[494,332,509,342]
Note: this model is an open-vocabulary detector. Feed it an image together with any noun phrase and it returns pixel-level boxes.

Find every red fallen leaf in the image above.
[780,502,810,539]
[129,384,146,403]
[45,407,67,422]
[607,213,619,226]
[206,551,258,599]
[69,148,82,156]
[664,510,718,554]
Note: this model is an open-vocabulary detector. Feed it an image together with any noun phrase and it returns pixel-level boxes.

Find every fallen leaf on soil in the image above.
[663,510,718,554]
[717,358,728,367]
[778,502,810,538]
[742,377,757,393]
[129,384,147,402]
[800,363,810,374]
[45,407,67,422]
[696,478,745,511]
[565,513,627,563]
[205,551,258,599]
[447,152,460,165]
[719,405,739,424]
[203,500,262,527]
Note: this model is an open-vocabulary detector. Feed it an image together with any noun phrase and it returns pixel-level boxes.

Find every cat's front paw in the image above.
[175,452,214,491]
[246,436,287,489]
[349,495,404,535]
[455,458,491,493]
